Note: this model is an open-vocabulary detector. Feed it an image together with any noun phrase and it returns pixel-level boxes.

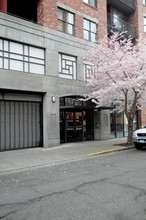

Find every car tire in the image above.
[135,143,143,150]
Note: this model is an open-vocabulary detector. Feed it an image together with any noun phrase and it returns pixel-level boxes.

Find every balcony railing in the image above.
[121,0,135,8]
[107,13,136,38]
[107,0,135,13]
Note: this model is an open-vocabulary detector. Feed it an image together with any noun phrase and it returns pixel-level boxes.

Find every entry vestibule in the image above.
[60,96,94,143]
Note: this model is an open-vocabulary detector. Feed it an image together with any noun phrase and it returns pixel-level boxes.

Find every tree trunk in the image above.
[127,117,134,144]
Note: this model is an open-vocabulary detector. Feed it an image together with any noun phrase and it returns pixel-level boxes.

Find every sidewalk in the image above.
[0,138,134,175]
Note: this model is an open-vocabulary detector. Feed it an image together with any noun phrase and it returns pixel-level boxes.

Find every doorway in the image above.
[66,111,83,142]
[60,96,94,143]
[60,110,94,143]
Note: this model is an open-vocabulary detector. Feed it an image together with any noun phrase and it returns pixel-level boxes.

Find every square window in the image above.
[59,53,77,80]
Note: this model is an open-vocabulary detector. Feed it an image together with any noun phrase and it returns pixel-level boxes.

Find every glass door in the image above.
[74,112,83,141]
[60,110,94,143]
[66,111,74,142]
[60,111,65,143]
[66,111,83,142]
[83,111,94,140]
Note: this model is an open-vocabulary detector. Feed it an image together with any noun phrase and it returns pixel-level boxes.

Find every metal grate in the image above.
[0,101,42,151]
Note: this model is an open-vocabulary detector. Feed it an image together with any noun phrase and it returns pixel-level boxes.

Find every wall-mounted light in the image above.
[52,96,56,103]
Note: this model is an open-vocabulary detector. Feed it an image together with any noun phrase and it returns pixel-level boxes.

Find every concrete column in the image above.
[43,92,60,148]
[94,111,100,140]
[99,109,111,140]
[0,0,7,12]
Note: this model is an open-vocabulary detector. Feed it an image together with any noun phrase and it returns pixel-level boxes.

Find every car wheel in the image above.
[135,143,143,150]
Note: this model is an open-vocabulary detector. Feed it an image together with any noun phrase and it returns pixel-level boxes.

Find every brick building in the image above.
[0,0,145,151]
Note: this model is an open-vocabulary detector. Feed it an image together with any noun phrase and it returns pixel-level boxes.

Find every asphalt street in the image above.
[0,148,146,220]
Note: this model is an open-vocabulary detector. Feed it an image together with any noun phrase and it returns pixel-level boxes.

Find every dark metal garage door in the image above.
[0,93,42,151]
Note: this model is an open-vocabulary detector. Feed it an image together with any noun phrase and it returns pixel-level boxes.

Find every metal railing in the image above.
[107,13,136,38]
[121,0,135,9]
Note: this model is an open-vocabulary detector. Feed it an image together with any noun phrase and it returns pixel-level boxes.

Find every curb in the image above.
[0,145,134,175]
[88,146,134,157]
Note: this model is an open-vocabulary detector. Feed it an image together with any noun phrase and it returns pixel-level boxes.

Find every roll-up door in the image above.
[0,93,42,151]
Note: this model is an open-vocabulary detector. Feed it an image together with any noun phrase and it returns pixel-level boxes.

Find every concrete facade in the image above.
[0,12,99,149]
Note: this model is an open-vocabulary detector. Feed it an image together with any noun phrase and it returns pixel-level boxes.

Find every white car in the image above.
[133,128,146,150]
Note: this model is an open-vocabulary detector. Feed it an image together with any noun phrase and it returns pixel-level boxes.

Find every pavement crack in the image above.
[74,177,110,192]
[0,208,23,219]
[110,181,146,200]
[0,177,110,213]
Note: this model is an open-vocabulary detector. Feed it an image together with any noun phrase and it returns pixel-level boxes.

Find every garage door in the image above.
[0,93,42,151]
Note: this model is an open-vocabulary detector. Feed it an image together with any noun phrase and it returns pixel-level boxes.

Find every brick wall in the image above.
[134,0,146,38]
[97,0,107,40]
[37,0,58,29]
[37,0,101,40]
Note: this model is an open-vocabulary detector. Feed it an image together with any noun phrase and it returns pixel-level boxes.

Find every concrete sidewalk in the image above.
[0,138,134,174]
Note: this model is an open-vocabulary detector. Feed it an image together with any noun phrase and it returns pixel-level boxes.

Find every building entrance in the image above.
[60,96,94,143]
[66,111,83,142]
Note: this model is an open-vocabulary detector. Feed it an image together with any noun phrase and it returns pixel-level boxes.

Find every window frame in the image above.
[143,0,146,6]
[0,38,45,75]
[84,62,95,81]
[83,18,97,43]
[59,53,77,80]
[83,0,97,8]
[58,7,75,36]
[144,16,146,32]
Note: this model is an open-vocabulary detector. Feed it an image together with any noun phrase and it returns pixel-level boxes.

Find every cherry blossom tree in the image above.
[84,31,146,144]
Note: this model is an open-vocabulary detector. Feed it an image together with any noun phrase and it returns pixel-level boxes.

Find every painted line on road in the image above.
[88,146,128,156]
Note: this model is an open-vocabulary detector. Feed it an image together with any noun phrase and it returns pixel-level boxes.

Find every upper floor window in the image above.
[58,8,74,35]
[84,19,97,42]
[0,39,45,75]
[110,8,127,30]
[59,53,77,80]
[143,0,146,5]
[144,16,146,32]
[83,0,97,8]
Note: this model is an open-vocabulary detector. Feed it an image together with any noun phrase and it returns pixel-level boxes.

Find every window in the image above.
[0,39,45,74]
[58,8,74,35]
[84,19,97,42]
[112,8,126,31]
[144,16,146,32]
[84,63,94,81]
[83,0,97,8]
[143,0,146,5]
[59,53,77,80]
